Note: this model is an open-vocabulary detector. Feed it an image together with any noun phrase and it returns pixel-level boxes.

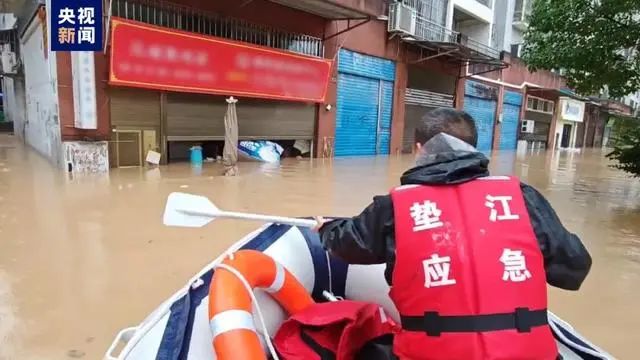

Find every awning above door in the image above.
[267,0,371,19]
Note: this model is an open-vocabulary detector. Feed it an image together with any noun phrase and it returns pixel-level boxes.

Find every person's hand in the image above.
[313,216,327,232]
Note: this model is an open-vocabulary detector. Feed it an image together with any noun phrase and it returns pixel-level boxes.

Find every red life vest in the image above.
[274,300,398,360]
[389,176,557,360]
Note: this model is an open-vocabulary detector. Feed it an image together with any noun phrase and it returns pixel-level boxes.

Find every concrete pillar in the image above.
[316,54,338,158]
[390,62,408,156]
[446,0,455,30]
[455,75,466,110]
[547,98,560,149]
[57,51,110,141]
[517,88,527,147]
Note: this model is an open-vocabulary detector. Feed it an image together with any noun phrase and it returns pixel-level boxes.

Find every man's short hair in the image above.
[414,108,478,147]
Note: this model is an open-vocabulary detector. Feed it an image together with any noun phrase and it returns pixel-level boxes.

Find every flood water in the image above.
[0,133,639,359]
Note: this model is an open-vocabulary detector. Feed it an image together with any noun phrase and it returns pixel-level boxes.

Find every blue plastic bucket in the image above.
[190,146,203,166]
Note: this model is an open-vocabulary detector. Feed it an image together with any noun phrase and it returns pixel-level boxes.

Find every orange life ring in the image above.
[208,250,314,360]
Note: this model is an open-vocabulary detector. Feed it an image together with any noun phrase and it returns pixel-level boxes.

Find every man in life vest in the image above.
[315,108,592,360]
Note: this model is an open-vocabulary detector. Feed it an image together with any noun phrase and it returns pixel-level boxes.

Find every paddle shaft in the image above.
[178,209,318,228]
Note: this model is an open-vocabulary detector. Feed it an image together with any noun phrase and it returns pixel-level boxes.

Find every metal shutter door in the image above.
[236,100,315,139]
[499,91,523,150]
[166,93,226,138]
[464,96,497,151]
[403,105,432,153]
[167,94,315,139]
[338,49,396,80]
[335,49,396,156]
[405,88,454,108]
[403,89,454,152]
[464,81,497,152]
[335,73,379,156]
[110,88,160,128]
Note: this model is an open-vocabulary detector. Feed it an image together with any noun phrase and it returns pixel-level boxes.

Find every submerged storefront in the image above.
[106,14,331,166]
[519,94,556,149]
[555,97,586,149]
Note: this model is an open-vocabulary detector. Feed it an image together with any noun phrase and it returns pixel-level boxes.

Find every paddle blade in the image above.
[163,192,219,228]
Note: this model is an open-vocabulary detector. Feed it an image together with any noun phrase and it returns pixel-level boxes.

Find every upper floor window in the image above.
[527,96,554,114]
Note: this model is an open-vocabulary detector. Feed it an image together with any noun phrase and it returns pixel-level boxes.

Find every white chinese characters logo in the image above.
[423,254,456,288]
[58,7,75,25]
[78,27,95,44]
[500,249,531,282]
[485,195,520,222]
[78,7,95,25]
[410,201,443,231]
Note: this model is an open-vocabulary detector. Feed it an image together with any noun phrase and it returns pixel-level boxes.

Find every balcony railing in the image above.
[389,0,501,60]
[415,14,458,43]
[109,0,324,57]
[459,34,501,59]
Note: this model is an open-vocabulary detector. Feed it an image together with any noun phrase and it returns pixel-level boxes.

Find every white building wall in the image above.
[491,0,516,51]
[451,0,494,24]
[623,91,640,111]
[458,21,491,44]
[21,17,61,165]
[447,0,494,45]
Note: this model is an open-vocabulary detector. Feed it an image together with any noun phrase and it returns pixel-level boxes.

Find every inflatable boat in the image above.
[105,223,615,360]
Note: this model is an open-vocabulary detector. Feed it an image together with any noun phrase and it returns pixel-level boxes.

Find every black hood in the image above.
[400,151,490,185]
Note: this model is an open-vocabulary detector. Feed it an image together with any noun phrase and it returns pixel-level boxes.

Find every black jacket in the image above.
[319,151,592,290]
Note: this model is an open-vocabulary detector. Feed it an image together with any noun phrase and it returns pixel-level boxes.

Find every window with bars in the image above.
[526,96,554,114]
[109,0,324,57]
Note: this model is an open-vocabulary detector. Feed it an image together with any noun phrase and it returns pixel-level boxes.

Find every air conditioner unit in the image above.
[0,45,17,75]
[521,120,535,134]
[388,2,417,36]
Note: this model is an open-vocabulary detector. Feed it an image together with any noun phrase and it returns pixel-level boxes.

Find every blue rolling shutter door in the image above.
[500,91,523,150]
[335,73,380,156]
[464,81,497,152]
[335,49,395,156]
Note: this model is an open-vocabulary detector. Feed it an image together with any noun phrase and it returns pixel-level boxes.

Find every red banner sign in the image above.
[109,18,332,103]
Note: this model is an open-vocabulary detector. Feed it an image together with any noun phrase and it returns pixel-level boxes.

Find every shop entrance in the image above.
[402,66,456,153]
[165,94,316,162]
[561,124,573,148]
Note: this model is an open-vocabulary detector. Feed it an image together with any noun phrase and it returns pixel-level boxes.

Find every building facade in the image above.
[4,0,629,172]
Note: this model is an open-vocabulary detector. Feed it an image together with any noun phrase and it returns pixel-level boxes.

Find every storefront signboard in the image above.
[109,18,332,103]
[560,97,585,122]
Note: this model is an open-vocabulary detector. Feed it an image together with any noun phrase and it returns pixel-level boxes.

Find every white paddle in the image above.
[163,192,319,228]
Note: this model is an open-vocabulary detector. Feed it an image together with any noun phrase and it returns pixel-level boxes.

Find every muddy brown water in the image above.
[0,134,639,359]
